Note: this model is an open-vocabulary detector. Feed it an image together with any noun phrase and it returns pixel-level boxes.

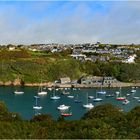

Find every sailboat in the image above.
[74,93,82,103]
[38,80,47,95]
[14,90,24,94]
[105,85,114,97]
[33,96,42,110]
[83,93,94,109]
[116,87,126,101]
[122,99,130,105]
[93,91,103,102]
[131,87,136,93]
[57,104,70,110]
[97,85,106,94]
[50,87,60,100]
[61,108,72,117]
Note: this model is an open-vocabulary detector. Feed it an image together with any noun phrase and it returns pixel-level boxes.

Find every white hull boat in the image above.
[50,96,60,100]
[83,103,94,109]
[38,91,47,95]
[14,91,24,94]
[57,104,70,110]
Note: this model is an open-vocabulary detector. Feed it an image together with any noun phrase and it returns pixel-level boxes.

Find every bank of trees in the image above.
[0,102,140,139]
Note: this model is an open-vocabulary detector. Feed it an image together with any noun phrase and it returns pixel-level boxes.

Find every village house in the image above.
[80,76,103,85]
[103,77,118,84]
[80,76,118,85]
[58,77,71,84]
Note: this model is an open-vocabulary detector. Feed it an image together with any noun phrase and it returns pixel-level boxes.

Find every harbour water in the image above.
[0,86,140,120]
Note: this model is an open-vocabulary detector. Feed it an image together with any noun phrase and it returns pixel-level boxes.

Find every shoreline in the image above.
[0,81,139,88]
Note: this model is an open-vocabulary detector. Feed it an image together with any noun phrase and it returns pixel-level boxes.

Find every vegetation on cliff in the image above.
[0,49,140,83]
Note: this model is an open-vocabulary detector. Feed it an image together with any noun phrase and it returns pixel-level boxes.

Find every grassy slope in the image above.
[0,50,82,83]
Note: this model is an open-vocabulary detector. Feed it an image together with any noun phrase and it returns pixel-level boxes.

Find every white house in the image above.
[123,54,137,63]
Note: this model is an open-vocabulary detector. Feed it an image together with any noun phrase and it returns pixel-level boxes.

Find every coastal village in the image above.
[4,42,139,63]
[0,42,139,87]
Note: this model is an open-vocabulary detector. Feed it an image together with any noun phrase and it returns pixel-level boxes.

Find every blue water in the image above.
[0,86,140,120]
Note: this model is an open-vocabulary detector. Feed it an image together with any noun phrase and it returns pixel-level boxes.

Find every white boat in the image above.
[74,94,82,103]
[57,104,70,110]
[62,91,70,95]
[83,93,94,109]
[14,90,24,94]
[50,87,60,100]
[33,96,42,110]
[88,96,94,99]
[38,91,47,95]
[93,98,103,102]
[83,103,94,109]
[122,99,130,105]
[133,96,139,99]
[97,86,106,94]
[131,87,136,93]
[116,87,126,101]
[116,91,120,95]
[67,95,74,98]
[38,81,47,95]
[48,88,52,91]
[51,96,60,100]
[93,91,102,102]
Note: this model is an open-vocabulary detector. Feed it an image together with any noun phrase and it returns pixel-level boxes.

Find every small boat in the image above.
[93,98,103,102]
[50,88,60,100]
[83,103,94,109]
[74,94,82,103]
[105,94,114,97]
[48,88,52,91]
[88,96,94,99]
[37,80,47,95]
[61,109,72,117]
[83,93,94,109]
[14,90,24,94]
[126,93,130,96]
[116,91,120,94]
[67,95,74,98]
[38,91,47,95]
[62,91,70,95]
[97,86,106,94]
[61,112,72,117]
[122,99,130,105]
[133,96,139,100]
[131,87,136,93]
[33,96,42,110]
[57,104,70,110]
[116,87,126,101]
[93,91,102,102]
[50,96,60,100]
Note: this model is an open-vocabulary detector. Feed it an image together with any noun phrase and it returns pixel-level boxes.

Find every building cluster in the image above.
[2,42,140,63]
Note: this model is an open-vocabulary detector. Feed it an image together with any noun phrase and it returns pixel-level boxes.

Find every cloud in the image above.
[0,1,140,45]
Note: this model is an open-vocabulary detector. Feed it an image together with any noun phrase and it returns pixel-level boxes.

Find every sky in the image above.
[0,1,140,45]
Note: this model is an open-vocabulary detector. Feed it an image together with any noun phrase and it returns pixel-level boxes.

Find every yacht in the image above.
[83,93,94,109]
[33,96,42,110]
[122,99,130,105]
[93,91,103,102]
[14,90,24,94]
[97,85,106,94]
[57,104,70,110]
[38,81,47,95]
[116,87,126,101]
[50,88,60,100]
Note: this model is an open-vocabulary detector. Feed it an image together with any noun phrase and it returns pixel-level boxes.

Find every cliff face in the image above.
[13,78,24,86]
